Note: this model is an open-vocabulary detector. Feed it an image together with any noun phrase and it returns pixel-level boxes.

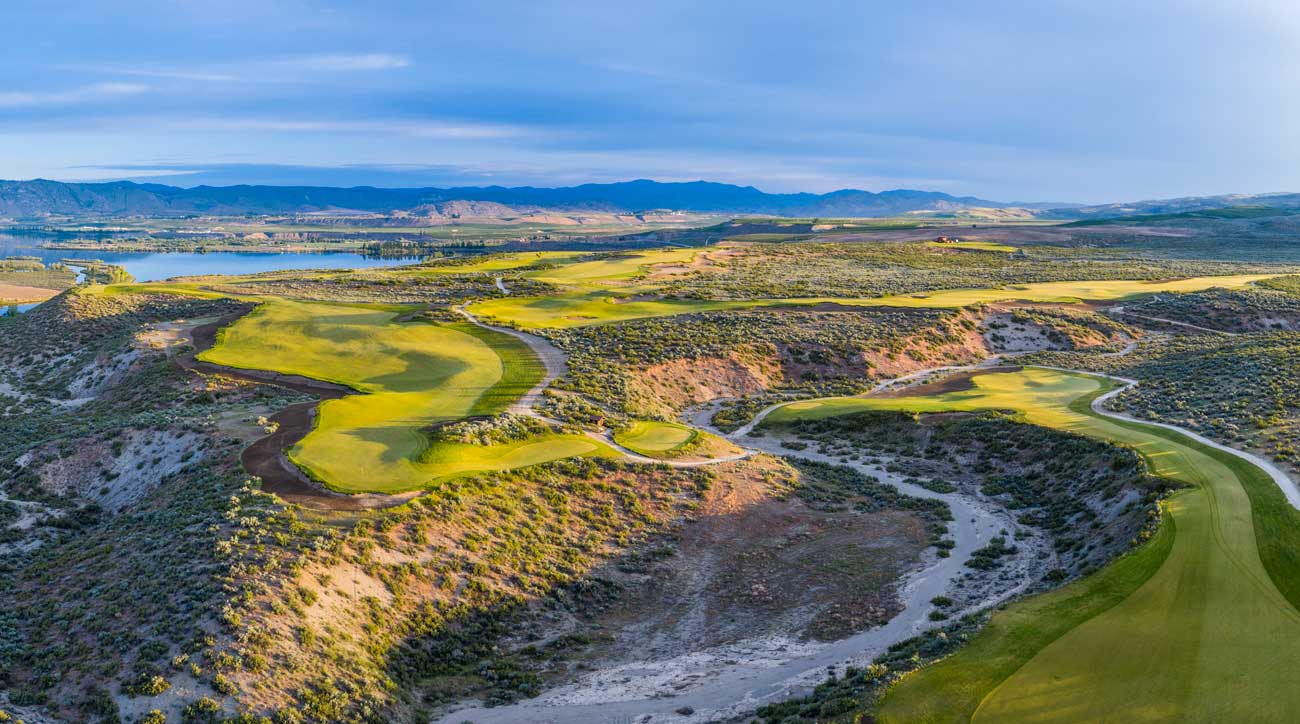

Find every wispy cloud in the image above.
[0,82,148,108]
[96,67,238,82]
[172,117,521,139]
[276,53,411,71]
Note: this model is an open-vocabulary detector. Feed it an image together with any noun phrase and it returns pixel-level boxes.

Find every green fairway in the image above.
[199,298,608,493]
[764,368,1300,723]
[411,251,586,275]
[521,247,703,285]
[613,420,698,456]
[467,273,1274,329]
[469,290,757,328]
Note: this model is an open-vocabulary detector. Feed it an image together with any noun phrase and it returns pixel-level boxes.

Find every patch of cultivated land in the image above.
[765,367,1300,723]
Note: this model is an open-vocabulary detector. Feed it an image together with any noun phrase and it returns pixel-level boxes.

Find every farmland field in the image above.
[765,367,1300,723]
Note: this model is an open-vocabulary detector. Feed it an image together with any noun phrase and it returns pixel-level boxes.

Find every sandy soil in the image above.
[0,282,59,303]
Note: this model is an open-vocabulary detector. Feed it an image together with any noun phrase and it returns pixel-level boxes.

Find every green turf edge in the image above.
[296,434,621,495]
[612,420,700,458]
[876,496,1176,724]
[803,378,1176,723]
[1085,395,1300,612]
[453,321,544,418]
[867,375,1300,722]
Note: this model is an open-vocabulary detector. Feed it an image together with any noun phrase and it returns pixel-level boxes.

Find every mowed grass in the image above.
[765,368,1300,723]
[470,291,756,328]
[468,273,1275,329]
[613,420,744,460]
[410,251,587,275]
[614,420,698,456]
[200,299,610,493]
[520,247,703,285]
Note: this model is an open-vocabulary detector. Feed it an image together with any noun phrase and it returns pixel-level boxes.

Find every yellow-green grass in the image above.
[614,420,699,456]
[469,290,757,328]
[613,420,744,460]
[520,247,703,286]
[198,298,609,493]
[923,240,1018,252]
[765,368,1300,723]
[467,274,1274,329]
[409,252,587,275]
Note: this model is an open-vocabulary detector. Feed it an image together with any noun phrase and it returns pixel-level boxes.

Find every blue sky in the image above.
[3,0,1299,202]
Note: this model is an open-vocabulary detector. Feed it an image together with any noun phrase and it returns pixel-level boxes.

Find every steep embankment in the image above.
[547,307,995,421]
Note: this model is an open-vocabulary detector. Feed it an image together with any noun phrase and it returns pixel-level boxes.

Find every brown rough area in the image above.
[626,351,781,418]
[548,457,930,662]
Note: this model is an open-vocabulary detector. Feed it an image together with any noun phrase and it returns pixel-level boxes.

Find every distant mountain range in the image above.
[1058,192,1300,219]
[2,177,1298,221]
[0,178,1023,219]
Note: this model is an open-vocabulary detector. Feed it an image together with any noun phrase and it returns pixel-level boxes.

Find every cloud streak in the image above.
[5,1,1300,201]
[169,117,523,139]
[275,53,411,72]
[0,82,148,108]
[95,68,238,82]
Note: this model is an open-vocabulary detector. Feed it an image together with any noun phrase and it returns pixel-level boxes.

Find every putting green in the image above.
[613,420,699,457]
[765,368,1300,723]
[199,299,611,493]
[467,274,1274,329]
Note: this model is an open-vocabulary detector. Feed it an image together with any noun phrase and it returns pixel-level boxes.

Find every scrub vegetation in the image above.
[8,232,1300,724]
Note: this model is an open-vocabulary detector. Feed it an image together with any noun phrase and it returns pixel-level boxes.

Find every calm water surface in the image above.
[1,231,424,313]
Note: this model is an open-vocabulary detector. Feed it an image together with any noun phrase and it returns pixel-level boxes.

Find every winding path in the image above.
[440,336,1300,724]
[196,289,1300,722]
[457,278,760,468]
[1110,303,1240,337]
[188,290,761,511]
[435,444,1020,724]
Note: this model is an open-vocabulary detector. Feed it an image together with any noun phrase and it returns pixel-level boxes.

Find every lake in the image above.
[1,302,40,316]
[0,230,426,314]
[0,232,422,282]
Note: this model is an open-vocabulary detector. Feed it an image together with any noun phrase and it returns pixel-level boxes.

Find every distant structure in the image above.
[933,235,962,244]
